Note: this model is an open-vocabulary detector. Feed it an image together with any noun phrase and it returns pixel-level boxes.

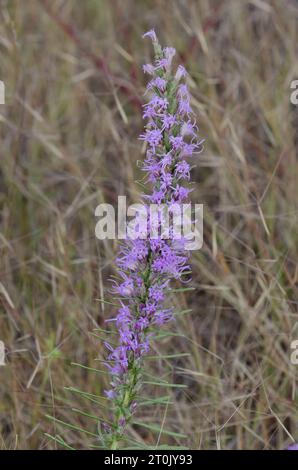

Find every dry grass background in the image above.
[0,0,298,450]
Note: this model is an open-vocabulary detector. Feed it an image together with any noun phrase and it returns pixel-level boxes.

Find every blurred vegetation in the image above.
[0,0,297,449]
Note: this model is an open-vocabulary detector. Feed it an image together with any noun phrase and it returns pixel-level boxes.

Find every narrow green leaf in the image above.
[95,298,119,307]
[71,362,107,375]
[143,380,187,388]
[92,327,116,335]
[90,332,117,345]
[64,387,106,406]
[133,421,187,439]
[144,371,171,382]
[169,287,195,293]
[46,414,99,438]
[89,444,106,450]
[146,353,190,360]
[138,397,173,406]
[71,408,100,421]
[44,433,75,450]
[153,331,186,340]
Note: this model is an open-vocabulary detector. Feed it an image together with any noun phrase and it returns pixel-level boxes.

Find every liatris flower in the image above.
[102,30,203,449]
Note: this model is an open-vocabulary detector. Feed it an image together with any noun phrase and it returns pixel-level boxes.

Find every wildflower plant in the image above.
[100,30,203,449]
[46,30,203,450]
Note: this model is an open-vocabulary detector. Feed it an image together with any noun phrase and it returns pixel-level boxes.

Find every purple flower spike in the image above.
[102,30,203,449]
